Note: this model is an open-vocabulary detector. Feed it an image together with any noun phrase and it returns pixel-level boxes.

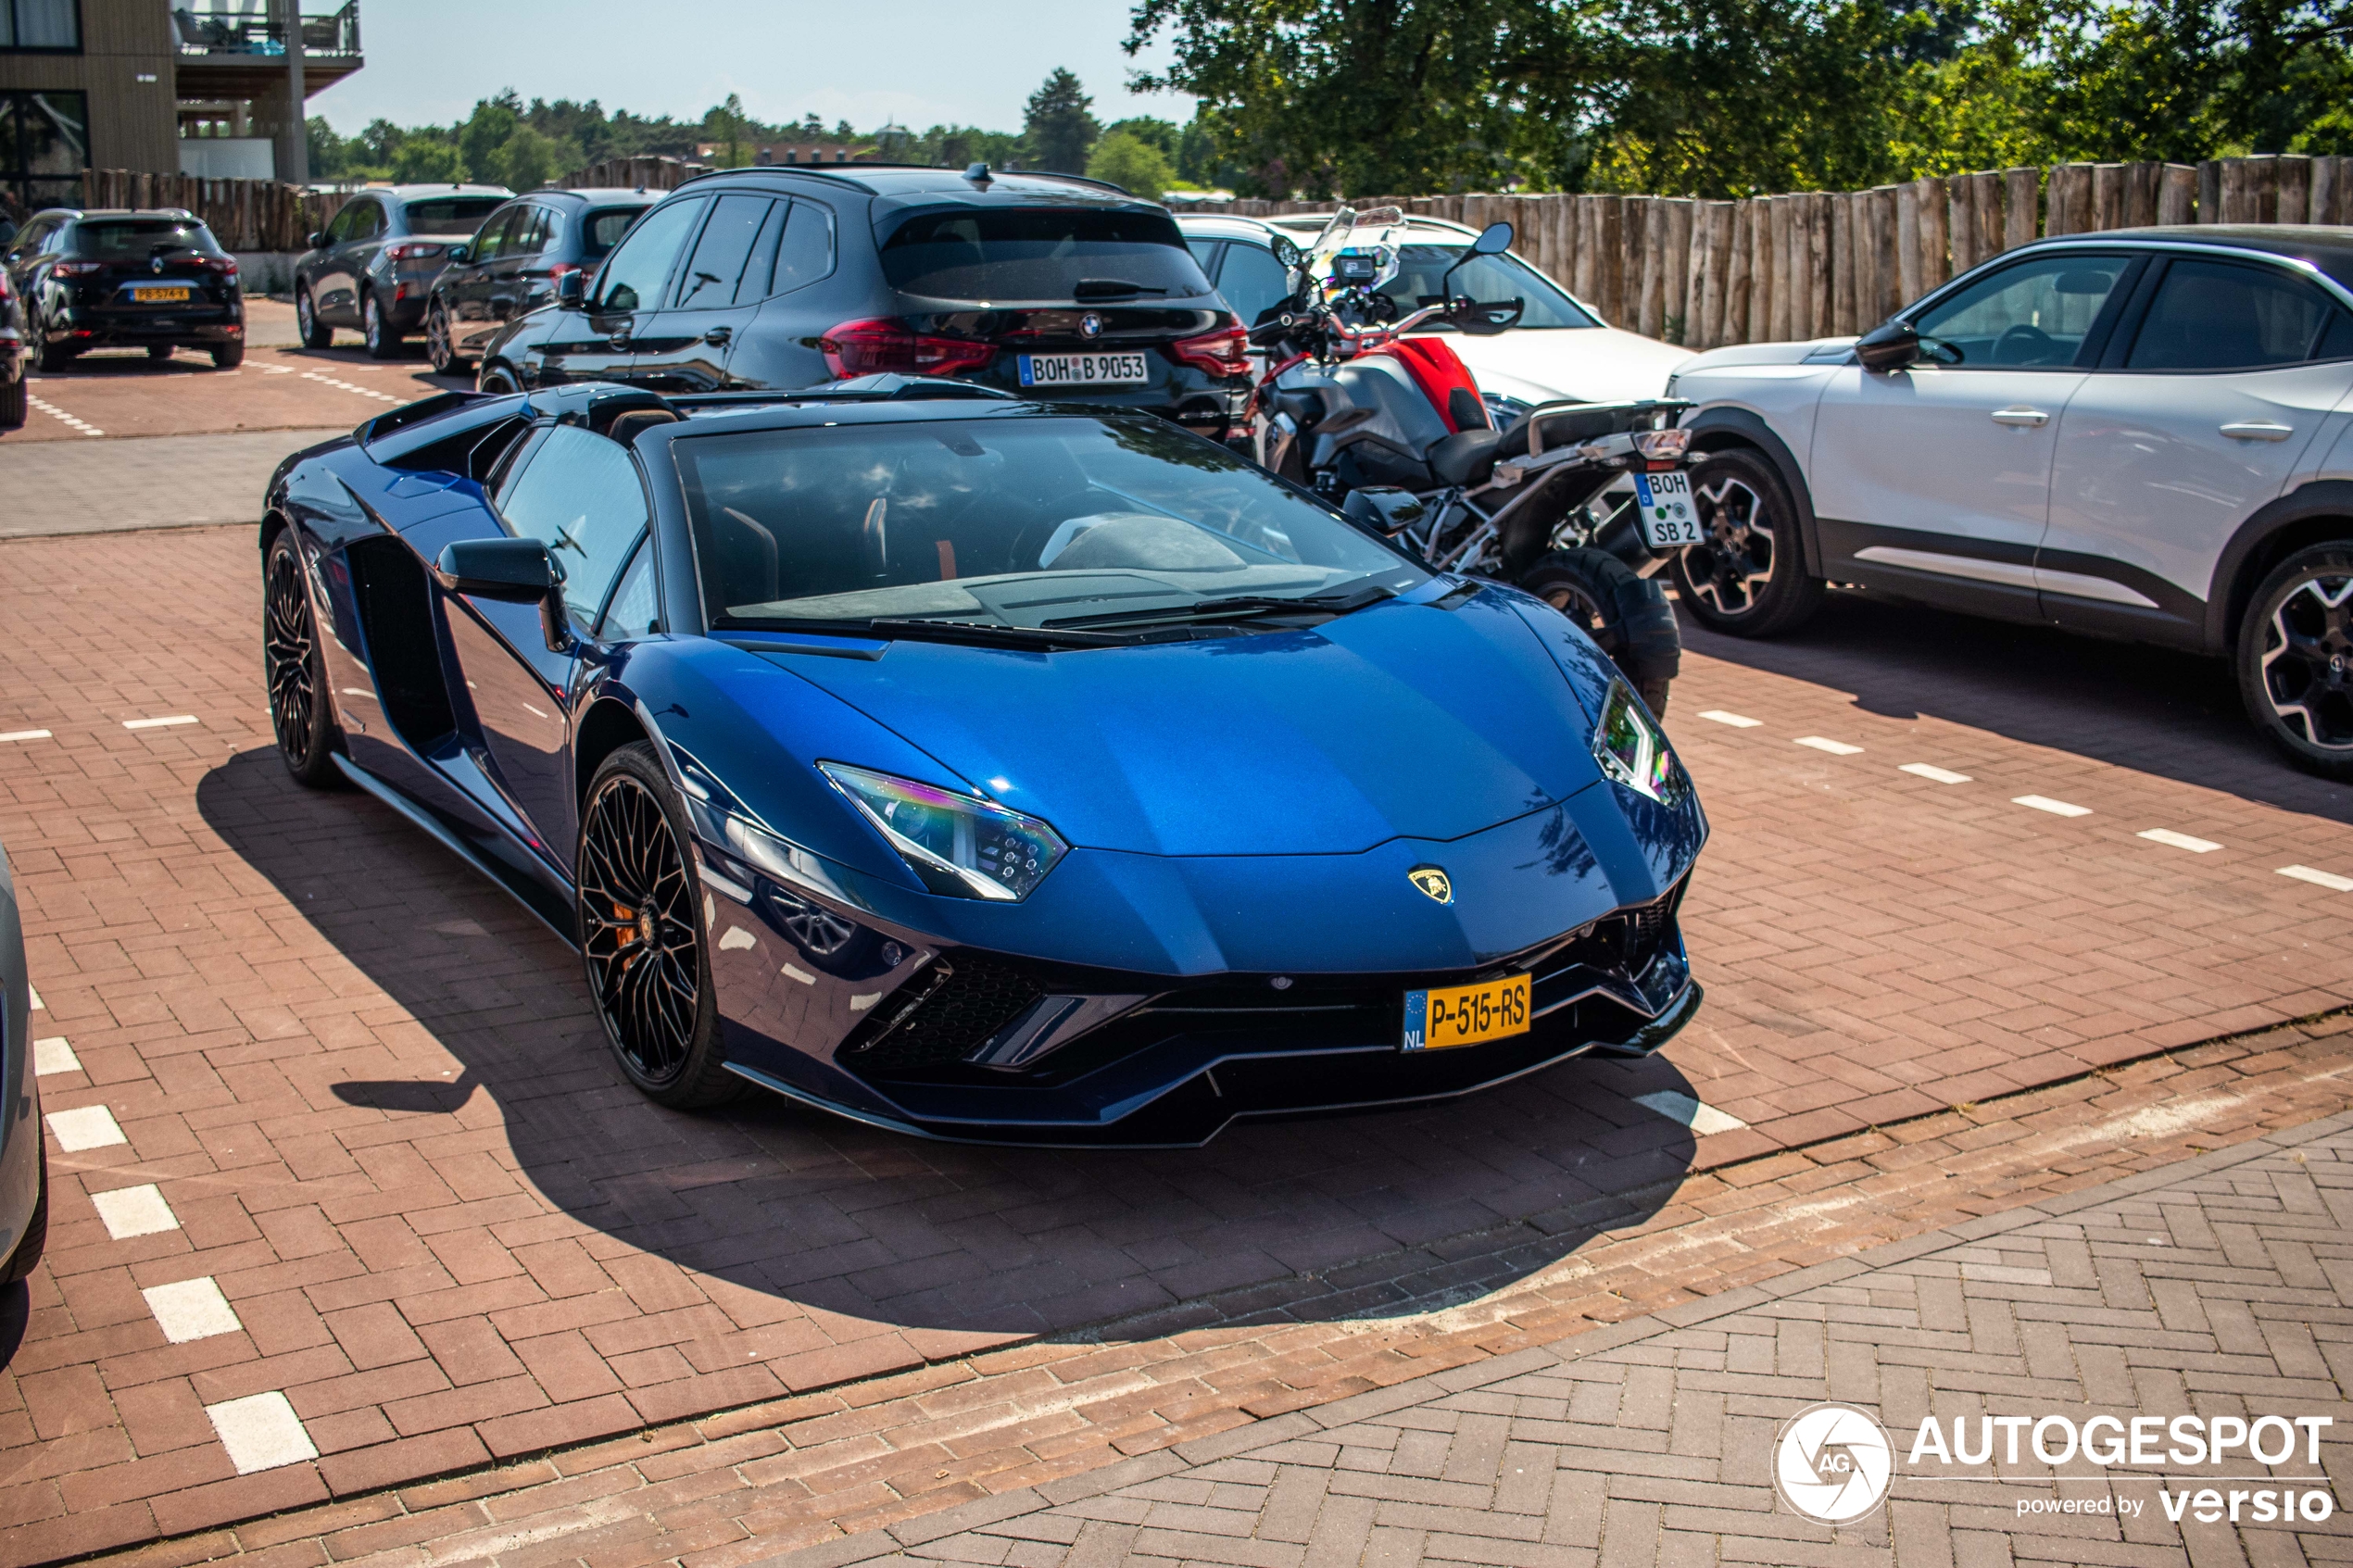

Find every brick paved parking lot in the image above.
[3,497,2353,1563]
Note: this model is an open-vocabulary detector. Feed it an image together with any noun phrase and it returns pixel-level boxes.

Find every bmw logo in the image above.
[1077,312,1103,339]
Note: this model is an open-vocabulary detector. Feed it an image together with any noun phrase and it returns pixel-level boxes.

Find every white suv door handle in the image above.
[1991,407,2050,427]
[2221,420,2295,441]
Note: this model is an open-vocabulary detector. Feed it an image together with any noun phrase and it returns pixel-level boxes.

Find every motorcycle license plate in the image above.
[1634,470,1703,548]
[1018,352,1149,387]
[1403,972,1531,1051]
[132,285,192,304]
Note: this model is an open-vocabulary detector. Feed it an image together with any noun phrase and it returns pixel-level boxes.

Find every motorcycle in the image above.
[1246,207,1694,714]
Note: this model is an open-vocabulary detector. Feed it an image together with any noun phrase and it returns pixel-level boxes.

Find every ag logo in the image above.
[1772,1402,1893,1524]
[1407,865,1453,904]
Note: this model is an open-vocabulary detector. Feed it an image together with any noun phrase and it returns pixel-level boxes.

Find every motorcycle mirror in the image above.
[1471,221,1514,255]
[1342,486,1428,536]
[1269,233,1302,269]
[1855,319,1920,373]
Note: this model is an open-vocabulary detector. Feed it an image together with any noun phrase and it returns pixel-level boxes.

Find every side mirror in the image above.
[1856,320,1919,373]
[1343,486,1427,536]
[434,538,573,652]
[555,270,586,308]
[1471,221,1513,256]
[447,244,470,265]
[306,231,328,250]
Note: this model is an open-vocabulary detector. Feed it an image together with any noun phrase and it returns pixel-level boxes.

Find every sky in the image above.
[311,1,1193,135]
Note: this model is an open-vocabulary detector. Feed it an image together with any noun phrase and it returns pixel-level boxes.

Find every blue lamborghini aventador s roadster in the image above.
[259,376,1705,1145]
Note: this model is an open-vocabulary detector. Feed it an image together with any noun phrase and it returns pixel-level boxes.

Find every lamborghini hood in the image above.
[758,591,1605,858]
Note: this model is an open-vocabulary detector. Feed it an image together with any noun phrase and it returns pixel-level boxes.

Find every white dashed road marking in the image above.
[206,1392,317,1474]
[92,1184,179,1240]
[2279,865,2353,892]
[2013,795,2092,818]
[31,1037,78,1075]
[1697,710,1762,728]
[0,730,50,743]
[26,394,102,436]
[1633,1090,1749,1135]
[45,1104,126,1150]
[2139,829,2221,853]
[122,715,197,730]
[1899,763,1972,784]
[27,985,40,1010]
[143,1276,242,1343]
[299,369,401,404]
[1793,736,1864,755]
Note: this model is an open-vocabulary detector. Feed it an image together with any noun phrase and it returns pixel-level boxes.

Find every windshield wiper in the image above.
[1072,279,1168,299]
[863,617,1132,650]
[1043,583,1395,631]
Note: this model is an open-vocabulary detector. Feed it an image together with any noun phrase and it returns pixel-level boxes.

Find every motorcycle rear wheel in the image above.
[1516,548,1679,717]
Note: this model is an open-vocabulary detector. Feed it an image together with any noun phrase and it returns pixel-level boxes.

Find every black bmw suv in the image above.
[2,207,245,370]
[475,165,1251,439]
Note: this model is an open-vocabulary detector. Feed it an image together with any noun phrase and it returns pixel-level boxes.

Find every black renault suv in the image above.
[2,207,245,369]
[474,165,1252,440]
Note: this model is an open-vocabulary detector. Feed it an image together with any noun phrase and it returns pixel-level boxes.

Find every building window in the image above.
[0,91,87,220]
[0,0,81,51]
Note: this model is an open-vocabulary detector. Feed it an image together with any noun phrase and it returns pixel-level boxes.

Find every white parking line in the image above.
[0,730,50,743]
[1793,736,1864,756]
[45,1104,126,1150]
[299,369,401,404]
[92,1184,179,1240]
[2279,865,2353,892]
[2139,829,2221,853]
[27,985,41,1010]
[1632,1089,1749,1135]
[1697,709,1762,728]
[122,715,197,730]
[1899,763,1971,784]
[2013,795,2092,817]
[143,1276,242,1343]
[206,1391,317,1474]
[31,1037,78,1075]
[26,394,103,436]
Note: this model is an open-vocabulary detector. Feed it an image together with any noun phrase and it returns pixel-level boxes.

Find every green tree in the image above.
[458,92,522,183]
[705,93,750,167]
[493,123,574,190]
[391,137,462,183]
[1104,116,1183,157]
[1087,130,1177,197]
[1023,67,1100,172]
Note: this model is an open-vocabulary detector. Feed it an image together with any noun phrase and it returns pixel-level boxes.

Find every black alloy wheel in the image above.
[2239,543,2353,779]
[361,291,396,359]
[263,531,342,786]
[426,301,463,375]
[1517,548,1677,716]
[1669,446,1825,637]
[28,311,69,373]
[0,371,23,429]
[577,743,743,1109]
[295,284,330,349]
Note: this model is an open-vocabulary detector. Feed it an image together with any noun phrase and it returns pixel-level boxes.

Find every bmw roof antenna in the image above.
[963,162,993,187]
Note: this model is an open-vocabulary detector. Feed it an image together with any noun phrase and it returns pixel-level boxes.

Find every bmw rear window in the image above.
[71,220,224,258]
[878,207,1212,302]
[403,196,508,233]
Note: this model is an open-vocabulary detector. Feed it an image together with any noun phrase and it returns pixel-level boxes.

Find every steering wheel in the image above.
[1993,323,2057,365]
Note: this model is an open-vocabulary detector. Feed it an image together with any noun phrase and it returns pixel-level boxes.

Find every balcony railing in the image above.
[171,3,360,60]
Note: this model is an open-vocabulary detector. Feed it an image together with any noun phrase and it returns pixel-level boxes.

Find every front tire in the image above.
[29,313,69,373]
[361,291,397,358]
[577,743,743,1110]
[264,530,343,787]
[1518,548,1679,716]
[478,362,522,395]
[1671,446,1824,637]
[210,342,245,370]
[2239,543,2353,779]
[296,284,331,349]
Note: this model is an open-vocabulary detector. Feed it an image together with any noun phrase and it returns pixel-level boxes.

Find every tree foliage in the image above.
[1088,131,1178,196]
[1025,67,1102,171]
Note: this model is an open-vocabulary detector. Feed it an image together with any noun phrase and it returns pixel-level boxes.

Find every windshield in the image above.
[878,207,1212,302]
[1277,232,1597,329]
[404,196,508,234]
[678,416,1425,631]
[72,220,222,258]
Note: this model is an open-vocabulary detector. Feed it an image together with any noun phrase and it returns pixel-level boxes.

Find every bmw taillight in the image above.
[1169,317,1250,378]
[384,242,446,263]
[818,318,995,378]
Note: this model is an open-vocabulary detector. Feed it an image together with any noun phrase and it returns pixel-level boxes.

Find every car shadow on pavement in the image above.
[196,748,1700,1342]
[1679,588,2353,825]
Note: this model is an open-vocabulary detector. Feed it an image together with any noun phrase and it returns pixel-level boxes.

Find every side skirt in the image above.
[332,754,579,947]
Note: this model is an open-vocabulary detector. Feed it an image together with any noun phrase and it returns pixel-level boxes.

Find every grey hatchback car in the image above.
[294,183,510,358]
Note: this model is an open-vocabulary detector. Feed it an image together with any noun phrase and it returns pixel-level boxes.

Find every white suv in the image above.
[1668,226,2353,776]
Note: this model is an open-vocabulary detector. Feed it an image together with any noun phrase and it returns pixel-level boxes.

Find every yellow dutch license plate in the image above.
[132,286,191,303]
[1403,972,1530,1050]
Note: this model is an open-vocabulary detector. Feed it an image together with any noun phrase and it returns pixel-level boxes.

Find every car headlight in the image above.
[1592,681,1687,805]
[819,762,1067,901]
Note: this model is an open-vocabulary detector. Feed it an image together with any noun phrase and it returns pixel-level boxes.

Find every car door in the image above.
[308,200,363,320]
[485,206,546,331]
[325,197,384,322]
[732,199,837,388]
[536,194,707,388]
[2043,254,2353,633]
[1806,251,2141,614]
[441,421,651,867]
[447,206,514,348]
[624,193,774,393]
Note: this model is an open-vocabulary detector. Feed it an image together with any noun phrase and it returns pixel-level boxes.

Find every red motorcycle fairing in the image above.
[1366,336,1492,434]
